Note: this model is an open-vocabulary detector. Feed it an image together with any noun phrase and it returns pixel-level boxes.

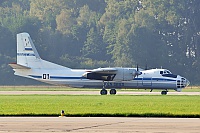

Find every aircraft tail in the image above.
[16,33,41,67]
[10,32,68,69]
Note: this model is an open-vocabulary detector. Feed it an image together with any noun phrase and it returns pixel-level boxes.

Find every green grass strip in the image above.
[0,86,199,92]
[0,95,199,117]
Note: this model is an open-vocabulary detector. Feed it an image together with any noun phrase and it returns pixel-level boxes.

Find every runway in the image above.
[0,91,199,95]
[0,117,199,133]
[0,91,199,132]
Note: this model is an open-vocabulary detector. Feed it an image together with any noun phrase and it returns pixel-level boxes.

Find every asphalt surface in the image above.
[0,117,199,133]
[0,91,199,95]
[0,91,199,132]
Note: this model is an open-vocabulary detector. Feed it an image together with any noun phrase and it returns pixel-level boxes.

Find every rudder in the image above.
[17,33,40,67]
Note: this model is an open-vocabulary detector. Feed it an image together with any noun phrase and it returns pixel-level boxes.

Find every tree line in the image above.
[0,0,199,85]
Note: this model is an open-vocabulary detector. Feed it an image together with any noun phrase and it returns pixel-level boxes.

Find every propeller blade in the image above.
[136,64,140,77]
[145,64,148,70]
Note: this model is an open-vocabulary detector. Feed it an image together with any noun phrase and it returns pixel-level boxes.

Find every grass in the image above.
[0,95,199,117]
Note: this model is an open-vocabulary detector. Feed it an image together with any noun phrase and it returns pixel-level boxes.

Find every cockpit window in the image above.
[166,70,171,74]
[164,70,172,74]
[160,70,172,75]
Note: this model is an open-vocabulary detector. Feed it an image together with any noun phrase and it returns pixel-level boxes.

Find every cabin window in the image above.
[160,71,163,74]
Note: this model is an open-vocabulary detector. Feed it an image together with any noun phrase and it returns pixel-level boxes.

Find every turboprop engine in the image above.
[82,67,141,81]
[113,68,139,81]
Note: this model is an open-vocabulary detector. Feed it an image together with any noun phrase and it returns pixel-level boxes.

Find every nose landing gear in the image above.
[161,90,168,95]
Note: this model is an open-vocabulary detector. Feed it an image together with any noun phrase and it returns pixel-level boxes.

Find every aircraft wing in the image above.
[83,68,117,81]
[88,68,117,74]
[9,63,31,69]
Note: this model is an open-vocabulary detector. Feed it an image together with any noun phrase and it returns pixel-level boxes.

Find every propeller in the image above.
[135,64,142,77]
[145,64,148,70]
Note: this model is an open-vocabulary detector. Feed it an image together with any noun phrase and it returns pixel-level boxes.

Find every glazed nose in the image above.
[186,79,190,87]
[177,77,190,88]
[182,77,190,87]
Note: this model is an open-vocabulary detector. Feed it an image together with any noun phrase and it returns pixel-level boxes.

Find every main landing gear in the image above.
[100,89,107,95]
[110,89,116,95]
[100,81,117,95]
[100,89,116,95]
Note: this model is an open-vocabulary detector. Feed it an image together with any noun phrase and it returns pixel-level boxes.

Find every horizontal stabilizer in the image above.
[9,63,31,69]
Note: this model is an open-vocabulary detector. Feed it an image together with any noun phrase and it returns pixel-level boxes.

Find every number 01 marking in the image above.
[43,74,50,79]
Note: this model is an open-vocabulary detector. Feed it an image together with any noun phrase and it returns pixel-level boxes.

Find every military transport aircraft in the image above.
[9,33,190,95]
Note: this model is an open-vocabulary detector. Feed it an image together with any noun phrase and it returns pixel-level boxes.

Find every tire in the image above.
[110,89,116,95]
[161,91,167,95]
[100,89,107,95]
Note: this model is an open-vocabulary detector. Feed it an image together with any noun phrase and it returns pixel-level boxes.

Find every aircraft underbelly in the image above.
[39,78,177,90]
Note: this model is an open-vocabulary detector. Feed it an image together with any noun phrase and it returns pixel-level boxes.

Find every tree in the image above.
[82,27,107,60]
[30,0,67,29]
[77,5,98,28]
[0,3,28,35]
[56,9,76,35]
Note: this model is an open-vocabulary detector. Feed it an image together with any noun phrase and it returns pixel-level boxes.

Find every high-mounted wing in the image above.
[82,68,117,81]
[83,67,142,81]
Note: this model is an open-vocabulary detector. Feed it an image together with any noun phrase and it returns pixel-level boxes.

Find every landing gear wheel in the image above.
[161,91,167,95]
[110,89,116,95]
[100,89,107,95]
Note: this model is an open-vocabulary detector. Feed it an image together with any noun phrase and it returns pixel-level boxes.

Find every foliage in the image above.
[0,0,200,85]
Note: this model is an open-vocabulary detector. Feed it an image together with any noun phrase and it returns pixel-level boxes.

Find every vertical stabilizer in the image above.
[17,33,40,67]
[16,32,69,69]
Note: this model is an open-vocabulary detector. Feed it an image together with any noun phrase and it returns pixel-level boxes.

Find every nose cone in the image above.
[181,77,190,88]
[176,76,189,92]
[177,76,190,89]
[186,79,190,87]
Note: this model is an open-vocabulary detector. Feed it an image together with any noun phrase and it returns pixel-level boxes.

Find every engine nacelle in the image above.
[83,73,114,81]
[113,68,136,81]
[82,67,138,81]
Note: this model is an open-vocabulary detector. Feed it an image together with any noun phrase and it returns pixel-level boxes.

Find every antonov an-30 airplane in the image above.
[9,32,190,95]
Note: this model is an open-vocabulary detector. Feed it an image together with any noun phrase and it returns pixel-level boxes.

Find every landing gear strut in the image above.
[100,81,107,95]
[100,81,117,95]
